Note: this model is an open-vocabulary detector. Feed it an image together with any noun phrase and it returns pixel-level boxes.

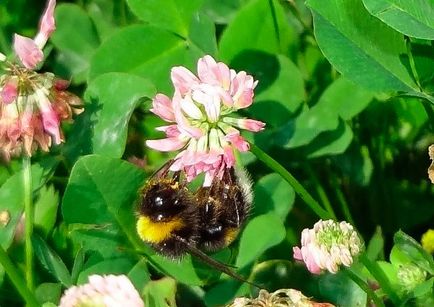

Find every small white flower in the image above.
[293,220,363,274]
[59,274,144,307]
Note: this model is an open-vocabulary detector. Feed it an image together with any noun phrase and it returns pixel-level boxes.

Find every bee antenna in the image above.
[173,234,262,289]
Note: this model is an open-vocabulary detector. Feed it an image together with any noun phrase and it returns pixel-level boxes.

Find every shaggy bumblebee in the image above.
[136,161,253,283]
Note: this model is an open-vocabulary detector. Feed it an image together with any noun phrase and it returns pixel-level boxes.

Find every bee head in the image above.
[138,178,192,222]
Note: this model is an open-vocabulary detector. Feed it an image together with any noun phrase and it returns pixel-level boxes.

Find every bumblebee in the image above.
[136,161,254,284]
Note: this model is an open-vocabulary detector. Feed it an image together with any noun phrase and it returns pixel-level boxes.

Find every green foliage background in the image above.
[0,0,433,306]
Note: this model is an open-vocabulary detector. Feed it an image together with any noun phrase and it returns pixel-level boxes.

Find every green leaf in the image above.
[253,173,295,220]
[143,277,177,307]
[71,248,86,284]
[126,0,204,36]
[89,25,196,93]
[282,77,372,148]
[202,0,244,24]
[362,0,434,40]
[33,234,72,287]
[318,271,367,306]
[366,226,385,261]
[0,161,57,249]
[305,120,354,158]
[148,254,203,286]
[236,213,286,268]
[128,259,151,291]
[51,4,100,83]
[219,0,297,61]
[306,0,420,95]
[84,72,155,158]
[251,55,305,128]
[62,155,146,250]
[188,12,217,56]
[78,257,136,284]
[394,230,434,274]
[34,185,59,237]
[35,283,62,305]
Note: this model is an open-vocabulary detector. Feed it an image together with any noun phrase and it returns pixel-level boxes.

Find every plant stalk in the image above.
[343,267,385,307]
[23,156,33,291]
[249,143,331,219]
[360,254,400,306]
[0,246,39,307]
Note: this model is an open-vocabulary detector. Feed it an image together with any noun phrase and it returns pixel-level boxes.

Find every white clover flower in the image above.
[59,274,144,307]
[293,220,362,274]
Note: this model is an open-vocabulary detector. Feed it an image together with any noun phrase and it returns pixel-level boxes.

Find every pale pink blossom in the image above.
[293,220,362,274]
[146,55,264,186]
[59,274,144,307]
[13,0,56,69]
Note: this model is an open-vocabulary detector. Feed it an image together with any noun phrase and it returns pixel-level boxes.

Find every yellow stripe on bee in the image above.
[136,215,184,244]
[224,227,240,247]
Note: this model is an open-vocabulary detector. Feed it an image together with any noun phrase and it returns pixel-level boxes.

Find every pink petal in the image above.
[293,246,303,261]
[230,71,257,109]
[237,118,265,132]
[155,125,181,138]
[1,82,18,104]
[223,146,235,168]
[150,94,175,122]
[225,131,250,152]
[35,89,61,144]
[145,138,186,152]
[41,109,61,144]
[171,67,199,95]
[197,55,231,89]
[34,0,56,49]
[13,34,43,69]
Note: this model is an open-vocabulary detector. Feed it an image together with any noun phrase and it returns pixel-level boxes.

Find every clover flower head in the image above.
[293,219,362,274]
[227,288,335,307]
[0,70,82,160]
[146,55,265,186]
[397,263,427,292]
[59,274,144,307]
[0,0,82,161]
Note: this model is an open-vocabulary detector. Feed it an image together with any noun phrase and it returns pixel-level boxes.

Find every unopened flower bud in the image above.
[397,263,427,292]
[293,220,363,274]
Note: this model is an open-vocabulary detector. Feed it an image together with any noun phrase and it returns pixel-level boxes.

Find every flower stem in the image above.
[249,143,331,219]
[360,254,400,306]
[0,246,39,307]
[343,267,385,307]
[23,156,34,291]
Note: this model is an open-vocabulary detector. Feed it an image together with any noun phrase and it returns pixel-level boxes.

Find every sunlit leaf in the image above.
[362,0,434,40]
